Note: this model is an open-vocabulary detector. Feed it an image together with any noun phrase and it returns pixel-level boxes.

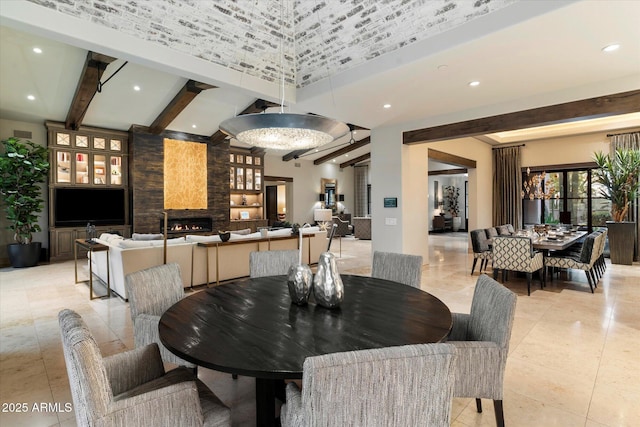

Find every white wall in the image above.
[0,119,49,262]
[263,154,355,225]
[520,129,640,167]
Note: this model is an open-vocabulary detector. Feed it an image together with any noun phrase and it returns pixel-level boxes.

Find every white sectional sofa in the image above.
[89,227,327,300]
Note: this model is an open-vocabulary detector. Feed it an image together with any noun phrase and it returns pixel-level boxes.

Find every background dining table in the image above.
[159,274,452,426]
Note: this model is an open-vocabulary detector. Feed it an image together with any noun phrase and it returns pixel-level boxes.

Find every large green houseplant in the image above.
[592,148,640,264]
[0,137,50,267]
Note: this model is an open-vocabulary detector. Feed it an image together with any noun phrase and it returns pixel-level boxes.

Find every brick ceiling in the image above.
[26,0,517,88]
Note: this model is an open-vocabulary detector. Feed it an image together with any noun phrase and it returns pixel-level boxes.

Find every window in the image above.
[522,166,609,231]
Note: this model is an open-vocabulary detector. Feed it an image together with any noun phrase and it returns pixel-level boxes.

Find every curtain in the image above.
[609,131,640,261]
[492,146,522,228]
[354,165,369,217]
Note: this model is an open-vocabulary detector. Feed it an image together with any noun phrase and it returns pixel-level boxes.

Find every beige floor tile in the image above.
[0,233,638,426]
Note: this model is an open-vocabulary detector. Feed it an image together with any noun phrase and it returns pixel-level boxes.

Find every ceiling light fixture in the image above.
[383,104,391,109]
[469,81,480,87]
[32,47,42,54]
[27,95,35,101]
[133,85,141,91]
[219,3,348,151]
[602,44,620,52]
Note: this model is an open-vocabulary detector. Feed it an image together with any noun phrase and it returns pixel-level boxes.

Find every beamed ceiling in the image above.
[1,0,639,166]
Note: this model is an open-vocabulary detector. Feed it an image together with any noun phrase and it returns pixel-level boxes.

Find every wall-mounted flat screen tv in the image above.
[55,188,126,227]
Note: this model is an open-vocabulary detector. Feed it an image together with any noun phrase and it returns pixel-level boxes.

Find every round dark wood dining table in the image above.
[159,274,452,427]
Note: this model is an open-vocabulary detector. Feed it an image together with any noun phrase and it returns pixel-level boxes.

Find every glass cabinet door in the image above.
[230,167,235,189]
[110,156,122,185]
[255,169,261,190]
[236,168,244,190]
[56,151,71,183]
[75,152,89,184]
[94,154,106,184]
[246,168,253,190]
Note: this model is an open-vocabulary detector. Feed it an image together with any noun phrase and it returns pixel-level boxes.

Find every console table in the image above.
[433,215,452,232]
[74,239,110,300]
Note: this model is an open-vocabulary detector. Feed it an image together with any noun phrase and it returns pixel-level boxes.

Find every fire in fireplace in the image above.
[161,217,213,234]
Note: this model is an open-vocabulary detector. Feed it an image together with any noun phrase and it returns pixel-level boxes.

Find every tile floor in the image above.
[1,233,639,426]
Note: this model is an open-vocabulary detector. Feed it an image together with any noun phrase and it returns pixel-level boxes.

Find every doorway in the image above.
[265,176,293,226]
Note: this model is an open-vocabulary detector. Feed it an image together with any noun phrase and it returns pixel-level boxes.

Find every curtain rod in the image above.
[492,143,525,150]
[607,130,640,137]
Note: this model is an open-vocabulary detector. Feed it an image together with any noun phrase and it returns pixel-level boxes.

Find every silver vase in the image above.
[287,264,313,305]
[313,252,344,309]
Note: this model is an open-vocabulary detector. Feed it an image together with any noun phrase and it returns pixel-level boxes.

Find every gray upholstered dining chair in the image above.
[371,250,423,288]
[470,229,492,275]
[249,249,299,278]
[58,309,231,427]
[492,236,544,296]
[280,343,456,427]
[447,274,517,427]
[125,263,194,369]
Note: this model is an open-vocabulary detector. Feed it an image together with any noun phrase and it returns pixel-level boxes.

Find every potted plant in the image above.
[592,148,640,265]
[0,137,50,267]
[445,185,461,232]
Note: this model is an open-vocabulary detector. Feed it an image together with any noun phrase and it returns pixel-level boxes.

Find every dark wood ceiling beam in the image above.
[340,152,371,168]
[282,149,311,161]
[428,149,476,168]
[403,90,640,144]
[428,168,468,176]
[314,136,371,165]
[210,99,279,146]
[65,51,116,130]
[149,80,216,134]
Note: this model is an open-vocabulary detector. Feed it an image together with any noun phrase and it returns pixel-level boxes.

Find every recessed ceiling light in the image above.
[333,159,336,162]
[383,104,391,109]
[437,64,448,71]
[32,47,42,54]
[469,81,480,87]
[192,124,197,128]
[602,44,620,52]
[133,85,141,91]
[27,95,35,101]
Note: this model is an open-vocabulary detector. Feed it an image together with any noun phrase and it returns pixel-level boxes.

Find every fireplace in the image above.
[161,217,213,234]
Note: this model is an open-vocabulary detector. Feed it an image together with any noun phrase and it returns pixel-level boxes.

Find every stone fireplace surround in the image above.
[129,126,230,236]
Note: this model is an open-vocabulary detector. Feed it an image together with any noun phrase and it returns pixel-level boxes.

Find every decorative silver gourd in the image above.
[287,264,313,305]
[313,252,344,308]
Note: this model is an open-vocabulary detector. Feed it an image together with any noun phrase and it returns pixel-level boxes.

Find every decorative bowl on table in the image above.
[219,231,231,242]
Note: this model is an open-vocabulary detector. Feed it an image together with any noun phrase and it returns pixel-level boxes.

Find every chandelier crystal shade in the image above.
[219,113,350,151]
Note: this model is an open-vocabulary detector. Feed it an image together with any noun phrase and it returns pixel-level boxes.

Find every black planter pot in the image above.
[7,242,42,268]
[606,221,635,265]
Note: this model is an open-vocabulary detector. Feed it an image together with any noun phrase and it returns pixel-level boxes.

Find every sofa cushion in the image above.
[231,228,252,235]
[268,228,294,237]
[132,233,164,241]
[185,234,222,243]
[118,237,186,249]
[98,233,125,244]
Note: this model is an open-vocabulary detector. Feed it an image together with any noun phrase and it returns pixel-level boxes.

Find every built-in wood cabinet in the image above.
[48,123,127,187]
[229,149,264,227]
[46,121,131,261]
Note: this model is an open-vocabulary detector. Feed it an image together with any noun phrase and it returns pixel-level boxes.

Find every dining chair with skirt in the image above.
[280,343,456,427]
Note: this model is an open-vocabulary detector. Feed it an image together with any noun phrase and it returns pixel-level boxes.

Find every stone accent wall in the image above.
[129,127,229,234]
[27,0,516,87]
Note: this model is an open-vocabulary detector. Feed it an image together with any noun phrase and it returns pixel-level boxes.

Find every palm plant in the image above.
[592,148,640,222]
[0,137,50,243]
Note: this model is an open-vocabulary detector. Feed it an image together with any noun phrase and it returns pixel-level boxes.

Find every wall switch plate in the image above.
[385,217,397,226]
